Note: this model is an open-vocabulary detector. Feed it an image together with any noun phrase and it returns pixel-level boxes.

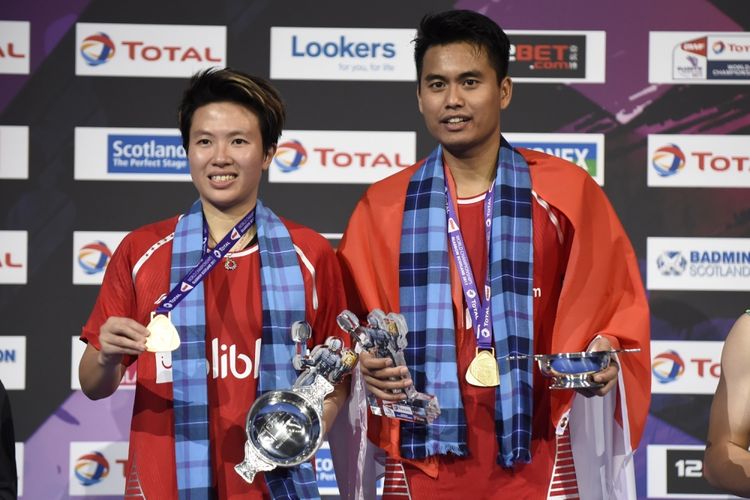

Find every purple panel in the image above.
[0,1,91,113]
[22,390,133,499]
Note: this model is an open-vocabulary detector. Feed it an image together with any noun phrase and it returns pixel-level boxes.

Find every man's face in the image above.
[417,42,512,158]
[188,101,274,215]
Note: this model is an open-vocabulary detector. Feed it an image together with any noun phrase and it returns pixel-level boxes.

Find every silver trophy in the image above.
[508,348,640,389]
[336,309,440,424]
[235,321,357,483]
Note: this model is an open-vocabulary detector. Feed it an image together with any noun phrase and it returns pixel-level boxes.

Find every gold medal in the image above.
[145,312,181,352]
[466,348,500,387]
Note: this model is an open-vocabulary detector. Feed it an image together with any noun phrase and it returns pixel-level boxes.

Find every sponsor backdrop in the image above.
[0,0,748,497]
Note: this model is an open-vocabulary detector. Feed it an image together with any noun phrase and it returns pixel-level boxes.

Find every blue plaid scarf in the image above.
[170,199,319,499]
[399,138,535,466]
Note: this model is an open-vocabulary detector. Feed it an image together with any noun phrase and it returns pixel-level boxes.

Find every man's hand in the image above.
[576,336,619,398]
[359,351,412,401]
[97,316,150,367]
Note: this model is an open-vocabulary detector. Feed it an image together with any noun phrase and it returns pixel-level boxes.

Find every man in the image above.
[336,10,650,499]
[704,311,750,496]
[79,68,348,499]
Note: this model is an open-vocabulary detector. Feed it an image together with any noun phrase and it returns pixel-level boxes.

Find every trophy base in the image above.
[548,374,604,390]
[369,392,440,424]
[235,441,275,484]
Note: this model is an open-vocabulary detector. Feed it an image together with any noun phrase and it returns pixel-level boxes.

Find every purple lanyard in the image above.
[155,208,256,315]
[445,184,494,350]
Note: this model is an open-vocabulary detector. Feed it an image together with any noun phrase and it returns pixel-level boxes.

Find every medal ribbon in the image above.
[155,208,256,315]
[445,184,494,350]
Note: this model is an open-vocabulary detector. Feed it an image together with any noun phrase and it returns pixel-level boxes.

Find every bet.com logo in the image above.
[652,350,685,384]
[656,250,687,276]
[652,144,686,177]
[78,241,113,275]
[274,140,308,173]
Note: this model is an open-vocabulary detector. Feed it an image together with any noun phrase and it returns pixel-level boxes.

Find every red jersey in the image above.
[81,215,346,499]
[397,181,573,498]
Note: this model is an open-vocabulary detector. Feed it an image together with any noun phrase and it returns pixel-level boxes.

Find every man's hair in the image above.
[178,67,285,153]
[414,10,511,83]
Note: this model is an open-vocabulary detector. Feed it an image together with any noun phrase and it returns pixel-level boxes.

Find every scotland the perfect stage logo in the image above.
[107,134,187,174]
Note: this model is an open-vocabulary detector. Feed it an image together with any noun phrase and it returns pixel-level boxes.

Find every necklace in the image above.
[208,227,255,271]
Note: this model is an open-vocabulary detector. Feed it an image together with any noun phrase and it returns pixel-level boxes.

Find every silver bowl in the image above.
[245,390,323,467]
[535,351,613,389]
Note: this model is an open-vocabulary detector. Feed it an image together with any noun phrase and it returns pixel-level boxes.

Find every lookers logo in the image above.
[271,27,415,81]
[76,23,226,77]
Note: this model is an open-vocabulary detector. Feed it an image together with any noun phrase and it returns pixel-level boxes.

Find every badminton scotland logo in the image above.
[74,451,110,486]
[656,250,687,276]
[652,144,686,177]
[78,241,113,275]
[274,139,308,173]
[652,350,685,384]
[80,32,115,66]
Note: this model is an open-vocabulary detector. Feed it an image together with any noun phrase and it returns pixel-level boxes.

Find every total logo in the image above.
[651,144,685,177]
[74,452,110,486]
[73,232,127,285]
[69,442,128,495]
[651,350,685,383]
[274,140,308,173]
[651,341,722,394]
[712,41,726,55]
[0,230,27,284]
[656,251,687,276]
[80,32,115,66]
[0,21,30,74]
[269,130,416,184]
[78,241,113,275]
[647,135,750,187]
[76,23,226,78]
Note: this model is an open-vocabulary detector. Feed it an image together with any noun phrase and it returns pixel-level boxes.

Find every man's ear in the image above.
[500,76,513,110]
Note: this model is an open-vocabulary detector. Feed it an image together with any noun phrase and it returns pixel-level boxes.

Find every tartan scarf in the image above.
[170,199,319,499]
[398,138,535,466]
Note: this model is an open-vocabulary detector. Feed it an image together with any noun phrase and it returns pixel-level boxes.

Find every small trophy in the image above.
[234,322,357,483]
[508,348,640,389]
[336,309,440,424]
